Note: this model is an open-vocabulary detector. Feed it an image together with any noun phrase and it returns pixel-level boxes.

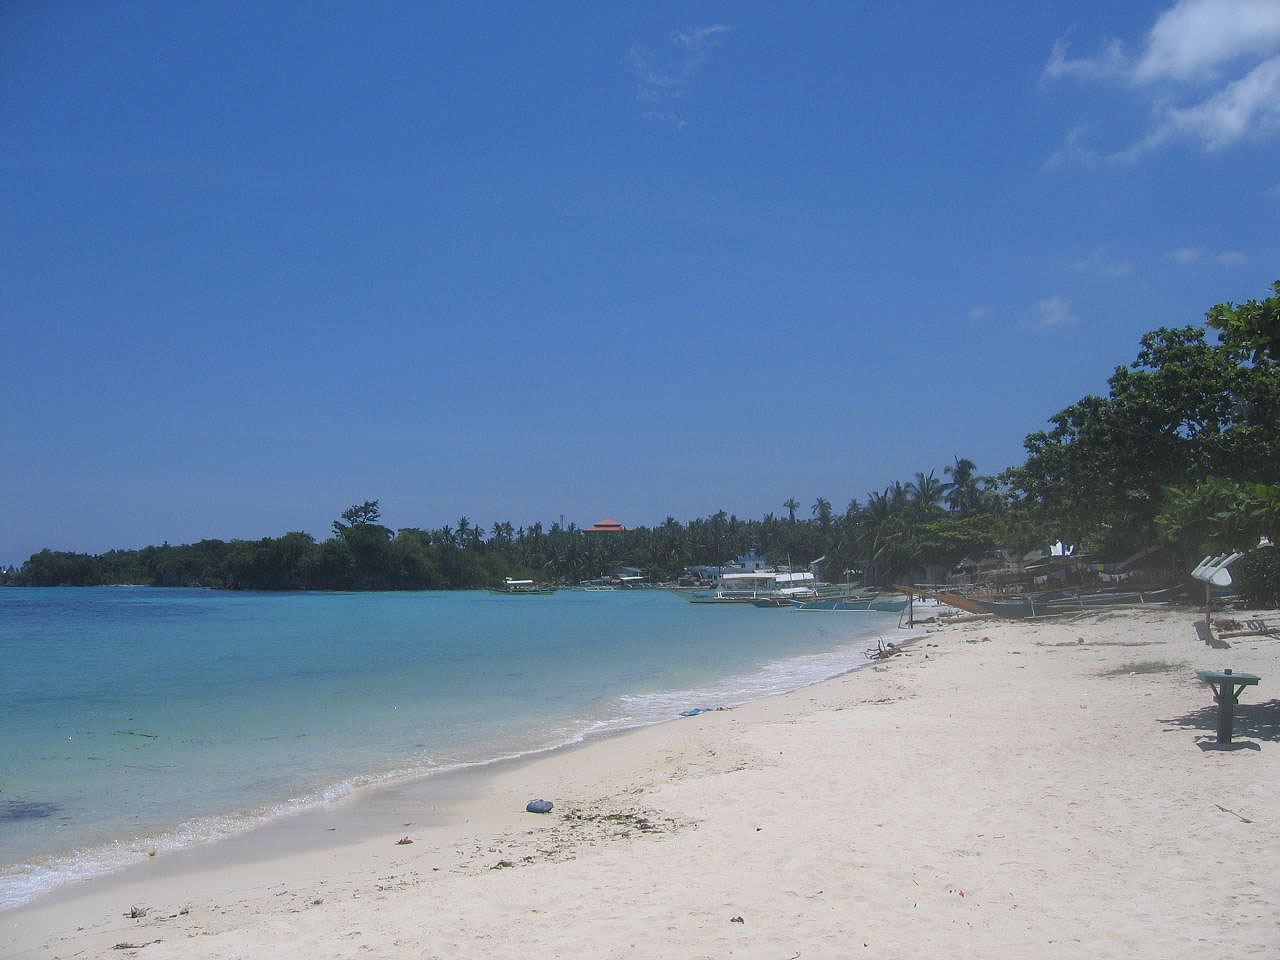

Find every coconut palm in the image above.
[907,471,945,512]
[944,457,980,515]
[784,498,800,523]
[811,497,833,529]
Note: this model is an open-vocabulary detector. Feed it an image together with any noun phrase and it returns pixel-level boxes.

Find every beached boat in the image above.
[793,594,909,612]
[900,584,1185,620]
[488,578,557,596]
[793,596,874,611]
[969,586,1183,619]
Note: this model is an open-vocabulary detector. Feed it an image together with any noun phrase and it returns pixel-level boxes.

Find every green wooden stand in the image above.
[1195,670,1261,744]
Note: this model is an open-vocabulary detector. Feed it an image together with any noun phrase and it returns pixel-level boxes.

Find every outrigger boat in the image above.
[793,594,908,612]
[897,584,1184,620]
[488,577,557,596]
[692,570,818,605]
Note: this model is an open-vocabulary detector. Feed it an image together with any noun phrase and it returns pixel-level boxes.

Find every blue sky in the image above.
[2,0,1278,562]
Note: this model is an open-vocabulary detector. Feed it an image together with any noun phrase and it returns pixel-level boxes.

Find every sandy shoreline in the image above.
[5,608,1278,958]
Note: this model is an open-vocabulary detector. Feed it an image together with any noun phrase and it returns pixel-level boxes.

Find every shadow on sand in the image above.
[1161,698,1280,746]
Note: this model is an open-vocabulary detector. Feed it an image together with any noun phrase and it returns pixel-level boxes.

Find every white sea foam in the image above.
[0,776,368,911]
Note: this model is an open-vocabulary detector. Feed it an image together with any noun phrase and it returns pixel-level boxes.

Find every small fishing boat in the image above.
[689,591,762,603]
[793,595,874,611]
[488,578,557,595]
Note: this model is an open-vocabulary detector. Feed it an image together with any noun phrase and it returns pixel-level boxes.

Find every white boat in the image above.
[489,578,556,595]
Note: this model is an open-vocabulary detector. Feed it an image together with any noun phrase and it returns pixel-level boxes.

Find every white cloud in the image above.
[1153,55,1280,150]
[1044,36,1128,82]
[1165,246,1249,265]
[1045,122,1103,169]
[641,111,688,131]
[1044,0,1280,159]
[627,24,730,127]
[1167,246,1204,264]
[1031,296,1079,329]
[672,25,730,51]
[1135,0,1280,83]
[1073,248,1133,277]
[966,305,991,321]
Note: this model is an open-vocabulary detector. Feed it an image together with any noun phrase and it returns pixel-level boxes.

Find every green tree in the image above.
[943,457,980,515]
[811,497,833,530]
[1006,324,1280,554]
[332,500,381,536]
[1156,478,1280,554]
[1206,279,1280,365]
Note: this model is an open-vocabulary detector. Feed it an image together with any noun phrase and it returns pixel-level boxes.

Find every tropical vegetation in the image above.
[5,281,1278,601]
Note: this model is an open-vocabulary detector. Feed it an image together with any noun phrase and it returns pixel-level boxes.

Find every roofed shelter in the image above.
[586,518,626,533]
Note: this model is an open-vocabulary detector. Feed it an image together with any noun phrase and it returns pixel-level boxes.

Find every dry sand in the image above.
[4,607,1278,959]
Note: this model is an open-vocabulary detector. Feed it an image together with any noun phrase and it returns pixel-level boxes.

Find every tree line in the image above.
[6,282,1278,602]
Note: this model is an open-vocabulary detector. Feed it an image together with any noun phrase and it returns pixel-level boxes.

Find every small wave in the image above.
[1,771,380,912]
[615,630,907,719]
[1,624,919,912]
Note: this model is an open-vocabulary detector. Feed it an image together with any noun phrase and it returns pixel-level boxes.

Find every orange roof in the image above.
[586,518,626,532]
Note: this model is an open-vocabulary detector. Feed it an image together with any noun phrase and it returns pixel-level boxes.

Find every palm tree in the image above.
[811,497,833,529]
[861,487,905,584]
[907,471,945,512]
[944,457,979,515]
[784,498,800,523]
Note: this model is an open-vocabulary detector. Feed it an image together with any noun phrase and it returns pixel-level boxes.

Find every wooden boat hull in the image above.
[795,597,875,611]
[897,584,1187,620]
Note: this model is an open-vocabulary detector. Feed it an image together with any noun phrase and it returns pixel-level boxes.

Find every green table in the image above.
[1196,670,1261,744]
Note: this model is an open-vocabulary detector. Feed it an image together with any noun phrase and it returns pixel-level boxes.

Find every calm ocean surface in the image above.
[0,587,900,909]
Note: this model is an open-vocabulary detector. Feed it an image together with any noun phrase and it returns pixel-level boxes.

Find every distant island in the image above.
[5,284,1278,604]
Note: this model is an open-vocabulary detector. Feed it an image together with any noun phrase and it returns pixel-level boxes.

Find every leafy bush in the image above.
[1235,546,1280,608]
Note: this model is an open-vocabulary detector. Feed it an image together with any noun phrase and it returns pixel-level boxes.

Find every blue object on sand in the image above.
[679,708,710,717]
[526,799,553,814]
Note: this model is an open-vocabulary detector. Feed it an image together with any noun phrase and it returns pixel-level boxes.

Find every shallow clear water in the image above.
[0,587,901,908]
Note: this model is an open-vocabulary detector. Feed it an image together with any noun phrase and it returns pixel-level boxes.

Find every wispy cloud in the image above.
[626,24,731,129]
[1031,296,1079,329]
[1165,246,1249,265]
[966,305,992,322]
[1043,0,1280,161]
[1044,122,1103,169]
[1072,248,1134,278]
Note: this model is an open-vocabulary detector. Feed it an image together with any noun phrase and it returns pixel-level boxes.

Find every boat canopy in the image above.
[775,571,815,584]
[505,578,534,586]
[720,572,777,581]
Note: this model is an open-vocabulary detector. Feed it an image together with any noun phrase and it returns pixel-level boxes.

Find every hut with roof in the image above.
[585,518,626,533]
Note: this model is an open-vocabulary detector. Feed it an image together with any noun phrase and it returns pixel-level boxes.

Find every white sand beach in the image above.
[5,607,1278,959]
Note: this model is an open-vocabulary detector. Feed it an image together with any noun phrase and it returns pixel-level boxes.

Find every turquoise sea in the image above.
[0,587,902,909]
